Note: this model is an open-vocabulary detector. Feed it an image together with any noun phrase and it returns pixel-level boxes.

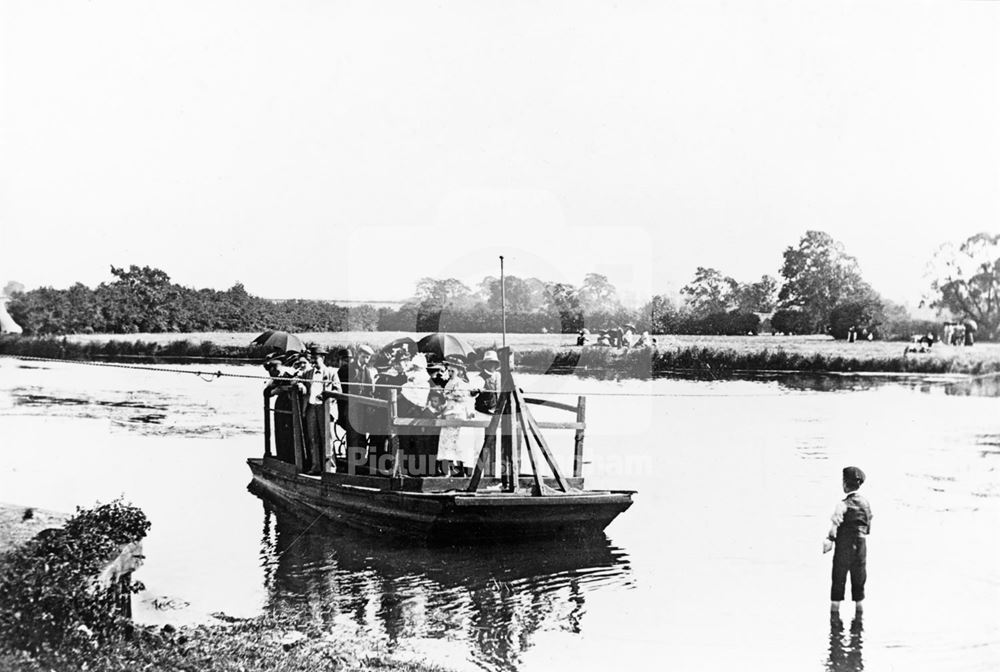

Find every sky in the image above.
[1,1,998,310]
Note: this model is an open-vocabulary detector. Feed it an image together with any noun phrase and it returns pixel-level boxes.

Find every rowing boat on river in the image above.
[247,346,634,540]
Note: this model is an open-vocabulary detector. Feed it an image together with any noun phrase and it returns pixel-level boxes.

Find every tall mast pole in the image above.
[499,255,507,347]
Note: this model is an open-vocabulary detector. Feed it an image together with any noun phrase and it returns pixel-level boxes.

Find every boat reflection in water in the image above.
[250,482,633,671]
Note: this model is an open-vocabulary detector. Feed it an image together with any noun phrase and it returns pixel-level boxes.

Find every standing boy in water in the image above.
[823,466,873,613]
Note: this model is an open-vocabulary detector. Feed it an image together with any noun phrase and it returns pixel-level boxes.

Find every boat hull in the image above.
[247,457,633,541]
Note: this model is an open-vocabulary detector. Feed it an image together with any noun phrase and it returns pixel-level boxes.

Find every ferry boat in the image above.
[247,346,634,541]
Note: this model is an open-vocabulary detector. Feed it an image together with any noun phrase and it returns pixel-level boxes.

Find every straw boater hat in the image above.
[356,344,375,356]
[475,350,501,370]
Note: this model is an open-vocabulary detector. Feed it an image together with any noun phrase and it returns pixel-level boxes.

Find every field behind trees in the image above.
[47,331,1000,376]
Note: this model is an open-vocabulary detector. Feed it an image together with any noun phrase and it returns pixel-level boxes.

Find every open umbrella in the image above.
[416,333,474,361]
[251,329,305,352]
[381,336,417,355]
[963,318,978,333]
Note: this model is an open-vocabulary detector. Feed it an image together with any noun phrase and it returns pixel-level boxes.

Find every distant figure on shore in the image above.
[942,322,956,346]
[847,326,856,343]
[963,320,976,346]
[905,332,936,355]
[576,330,587,346]
[823,466,872,615]
[949,324,966,346]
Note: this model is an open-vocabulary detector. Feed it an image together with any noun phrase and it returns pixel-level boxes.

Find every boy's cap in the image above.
[843,466,866,485]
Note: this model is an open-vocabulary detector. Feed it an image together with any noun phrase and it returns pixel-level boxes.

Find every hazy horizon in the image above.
[2,2,998,314]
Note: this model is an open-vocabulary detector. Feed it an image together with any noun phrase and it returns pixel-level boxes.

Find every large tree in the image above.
[778,231,876,332]
[545,282,582,332]
[413,277,473,310]
[479,275,547,312]
[680,267,737,318]
[577,273,620,314]
[97,265,181,332]
[732,275,779,313]
[925,232,1000,339]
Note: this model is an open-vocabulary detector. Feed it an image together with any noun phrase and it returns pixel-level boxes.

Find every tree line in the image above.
[4,231,998,340]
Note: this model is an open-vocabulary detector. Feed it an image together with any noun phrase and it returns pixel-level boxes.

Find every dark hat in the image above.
[842,466,866,486]
[444,354,467,370]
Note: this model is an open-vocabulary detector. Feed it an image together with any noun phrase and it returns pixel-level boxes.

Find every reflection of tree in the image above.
[826,613,864,672]
[944,376,1000,398]
[250,484,632,670]
[772,374,882,394]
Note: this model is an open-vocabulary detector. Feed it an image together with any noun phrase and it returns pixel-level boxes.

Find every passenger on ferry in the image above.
[435,355,477,477]
[339,345,378,472]
[303,346,339,475]
[473,350,502,415]
[263,352,298,464]
[369,349,410,474]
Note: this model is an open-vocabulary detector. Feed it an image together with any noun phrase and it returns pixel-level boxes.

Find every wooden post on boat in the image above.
[484,411,497,478]
[513,415,522,486]
[290,391,305,473]
[511,390,546,496]
[573,395,586,478]
[498,347,516,492]
[389,389,403,479]
[466,396,506,492]
[263,390,273,457]
[321,396,332,473]
[513,386,572,493]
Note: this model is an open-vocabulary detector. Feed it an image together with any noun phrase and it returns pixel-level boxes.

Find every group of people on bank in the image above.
[576,326,655,348]
[262,342,503,477]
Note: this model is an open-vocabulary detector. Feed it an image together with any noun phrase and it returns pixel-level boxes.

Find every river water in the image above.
[1,358,998,671]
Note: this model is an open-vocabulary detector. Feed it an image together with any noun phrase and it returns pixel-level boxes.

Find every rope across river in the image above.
[1,353,991,398]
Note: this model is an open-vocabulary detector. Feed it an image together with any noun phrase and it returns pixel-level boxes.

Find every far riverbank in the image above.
[1,332,998,376]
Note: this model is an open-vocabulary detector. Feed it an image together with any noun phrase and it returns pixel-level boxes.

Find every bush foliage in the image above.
[0,499,150,659]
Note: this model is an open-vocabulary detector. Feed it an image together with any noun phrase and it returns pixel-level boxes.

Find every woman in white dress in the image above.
[434,355,477,476]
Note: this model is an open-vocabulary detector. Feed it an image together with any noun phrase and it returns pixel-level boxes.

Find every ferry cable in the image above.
[0,353,978,398]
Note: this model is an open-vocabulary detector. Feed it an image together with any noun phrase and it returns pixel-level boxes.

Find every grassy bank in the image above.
[0,502,443,672]
[2,332,999,376]
[0,610,446,672]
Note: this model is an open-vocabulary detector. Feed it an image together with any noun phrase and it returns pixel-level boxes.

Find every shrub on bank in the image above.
[0,337,264,363]
[0,499,150,660]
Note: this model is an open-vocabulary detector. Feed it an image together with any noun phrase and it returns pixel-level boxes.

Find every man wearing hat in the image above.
[302,346,339,475]
[473,350,502,415]
[823,466,873,614]
[338,344,378,472]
